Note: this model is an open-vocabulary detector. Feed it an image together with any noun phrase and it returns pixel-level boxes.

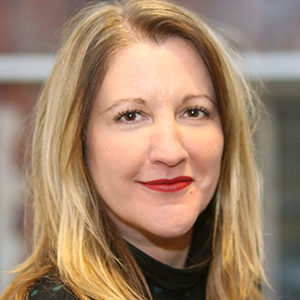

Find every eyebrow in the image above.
[101,97,146,113]
[101,93,215,113]
[182,94,216,105]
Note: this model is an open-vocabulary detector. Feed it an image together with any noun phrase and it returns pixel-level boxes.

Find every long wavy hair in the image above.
[2,0,266,299]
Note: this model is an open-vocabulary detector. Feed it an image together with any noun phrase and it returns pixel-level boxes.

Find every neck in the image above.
[125,229,193,269]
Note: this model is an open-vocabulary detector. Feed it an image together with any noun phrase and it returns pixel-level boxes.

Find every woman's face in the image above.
[86,37,223,244]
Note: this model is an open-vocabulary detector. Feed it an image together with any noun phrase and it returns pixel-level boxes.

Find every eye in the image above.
[183,106,209,119]
[116,109,143,123]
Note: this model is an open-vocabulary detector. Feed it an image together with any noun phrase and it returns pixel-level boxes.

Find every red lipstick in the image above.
[138,176,193,192]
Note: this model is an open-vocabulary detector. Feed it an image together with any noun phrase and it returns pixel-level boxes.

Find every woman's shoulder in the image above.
[28,276,79,300]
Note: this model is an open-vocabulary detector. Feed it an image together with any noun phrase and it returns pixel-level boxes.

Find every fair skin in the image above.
[86,37,224,268]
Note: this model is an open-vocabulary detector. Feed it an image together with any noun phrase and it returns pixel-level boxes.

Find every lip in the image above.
[137,176,193,193]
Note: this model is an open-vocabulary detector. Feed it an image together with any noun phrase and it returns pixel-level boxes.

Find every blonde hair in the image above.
[2,0,266,299]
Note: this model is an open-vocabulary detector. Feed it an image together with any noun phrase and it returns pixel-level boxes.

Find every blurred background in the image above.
[0,0,299,299]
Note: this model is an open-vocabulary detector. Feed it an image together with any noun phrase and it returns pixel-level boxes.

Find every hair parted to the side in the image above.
[1,0,266,299]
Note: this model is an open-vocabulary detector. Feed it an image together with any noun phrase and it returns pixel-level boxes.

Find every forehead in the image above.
[96,37,214,105]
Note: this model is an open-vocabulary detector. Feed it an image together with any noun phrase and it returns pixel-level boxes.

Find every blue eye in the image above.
[116,110,143,122]
[183,106,209,118]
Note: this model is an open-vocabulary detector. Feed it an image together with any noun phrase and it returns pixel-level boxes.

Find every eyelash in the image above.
[115,109,144,122]
[183,105,210,118]
[115,106,210,123]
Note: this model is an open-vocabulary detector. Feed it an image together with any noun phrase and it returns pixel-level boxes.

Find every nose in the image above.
[148,118,188,167]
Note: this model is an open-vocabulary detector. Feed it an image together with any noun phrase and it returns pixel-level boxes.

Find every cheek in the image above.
[88,131,148,177]
[188,127,224,166]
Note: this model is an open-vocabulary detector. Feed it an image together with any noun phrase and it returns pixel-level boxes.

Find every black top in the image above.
[28,252,208,300]
[28,205,213,299]
[128,243,209,300]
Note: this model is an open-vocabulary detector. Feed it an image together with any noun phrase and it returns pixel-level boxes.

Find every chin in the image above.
[143,217,197,240]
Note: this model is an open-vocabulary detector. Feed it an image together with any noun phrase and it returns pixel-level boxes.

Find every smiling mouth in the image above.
[137,176,193,192]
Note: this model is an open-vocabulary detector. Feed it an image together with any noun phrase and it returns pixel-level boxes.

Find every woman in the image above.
[2,0,266,299]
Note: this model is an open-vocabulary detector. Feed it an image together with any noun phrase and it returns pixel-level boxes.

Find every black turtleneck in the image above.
[128,243,209,299]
